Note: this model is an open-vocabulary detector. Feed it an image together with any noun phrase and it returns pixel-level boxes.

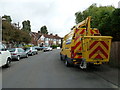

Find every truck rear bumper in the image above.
[68,57,108,65]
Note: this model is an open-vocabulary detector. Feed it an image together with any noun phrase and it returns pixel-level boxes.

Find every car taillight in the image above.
[12,53,17,55]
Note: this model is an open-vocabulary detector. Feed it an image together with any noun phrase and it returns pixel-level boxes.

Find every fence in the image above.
[109,41,120,68]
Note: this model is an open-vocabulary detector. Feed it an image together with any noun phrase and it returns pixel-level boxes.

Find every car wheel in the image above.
[5,58,11,68]
[26,54,28,58]
[31,53,34,56]
[17,56,20,61]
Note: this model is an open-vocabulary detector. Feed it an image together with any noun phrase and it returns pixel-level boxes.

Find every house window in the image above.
[45,38,48,41]
[54,39,56,41]
[41,35,45,41]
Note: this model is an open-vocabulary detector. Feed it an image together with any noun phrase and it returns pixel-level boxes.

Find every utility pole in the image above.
[17,22,20,30]
[118,1,120,8]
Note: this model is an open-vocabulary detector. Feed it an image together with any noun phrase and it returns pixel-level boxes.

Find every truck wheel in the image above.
[65,60,71,67]
[5,58,11,68]
[60,54,63,60]
[64,58,71,67]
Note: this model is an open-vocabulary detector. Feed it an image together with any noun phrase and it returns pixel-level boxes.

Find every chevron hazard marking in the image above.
[89,46,108,58]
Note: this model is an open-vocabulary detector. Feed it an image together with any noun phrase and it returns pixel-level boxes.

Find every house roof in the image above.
[30,32,62,40]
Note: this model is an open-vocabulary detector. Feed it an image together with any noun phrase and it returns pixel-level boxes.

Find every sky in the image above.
[0,0,119,37]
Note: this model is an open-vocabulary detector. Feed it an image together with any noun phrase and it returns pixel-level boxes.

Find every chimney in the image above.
[50,33,53,35]
[55,34,58,36]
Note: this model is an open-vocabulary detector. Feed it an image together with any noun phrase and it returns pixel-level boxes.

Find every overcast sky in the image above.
[0,0,119,37]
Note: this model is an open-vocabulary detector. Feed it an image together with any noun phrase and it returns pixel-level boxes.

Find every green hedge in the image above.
[23,45,33,49]
[51,45,59,49]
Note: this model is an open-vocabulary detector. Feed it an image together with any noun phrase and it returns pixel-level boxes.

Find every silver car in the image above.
[8,48,28,60]
[25,47,38,56]
[43,47,52,52]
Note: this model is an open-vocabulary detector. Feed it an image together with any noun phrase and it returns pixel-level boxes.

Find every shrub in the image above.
[51,45,58,49]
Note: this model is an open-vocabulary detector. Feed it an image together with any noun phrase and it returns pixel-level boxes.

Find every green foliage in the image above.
[2,21,15,42]
[51,45,59,49]
[111,8,120,41]
[22,20,31,32]
[2,15,12,23]
[23,45,33,49]
[75,4,120,41]
[2,20,31,44]
[40,25,48,34]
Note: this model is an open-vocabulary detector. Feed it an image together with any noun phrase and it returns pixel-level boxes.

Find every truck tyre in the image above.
[64,57,71,67]
[5,58,11,68]
[60,54,63,60]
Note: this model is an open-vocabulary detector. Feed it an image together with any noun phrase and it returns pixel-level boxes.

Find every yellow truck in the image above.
[60,16,112,69]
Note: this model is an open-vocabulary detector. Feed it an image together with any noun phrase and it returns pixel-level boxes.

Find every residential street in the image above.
[2,49,119,88]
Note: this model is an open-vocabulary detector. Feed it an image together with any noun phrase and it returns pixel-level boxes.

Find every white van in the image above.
[0,43,12,67]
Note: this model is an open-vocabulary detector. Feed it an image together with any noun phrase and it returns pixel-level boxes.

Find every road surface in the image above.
[2,49,119,88]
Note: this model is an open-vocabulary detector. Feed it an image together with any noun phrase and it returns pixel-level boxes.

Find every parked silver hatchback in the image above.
[25,47,38,56]
[8,48,28,60]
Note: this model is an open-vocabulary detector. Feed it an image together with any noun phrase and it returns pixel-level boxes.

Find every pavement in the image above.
[89,64,120,87]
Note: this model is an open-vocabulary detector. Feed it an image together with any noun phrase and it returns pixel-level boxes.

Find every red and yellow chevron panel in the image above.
[75,28,86,36]
[71,28,85,59]
[90,29,99,35]
[89,41,109,59]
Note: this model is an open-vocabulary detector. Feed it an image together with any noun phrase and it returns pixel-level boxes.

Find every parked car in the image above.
[39,46,46,50]
[0,43,12,67]
[25,47,38,56]
[57,47,60,49]
[43,47,52,52]
[33,46,42,51]
[8,48,28,60]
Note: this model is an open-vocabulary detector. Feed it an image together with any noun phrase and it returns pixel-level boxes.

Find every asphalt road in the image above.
[2,49,118,88]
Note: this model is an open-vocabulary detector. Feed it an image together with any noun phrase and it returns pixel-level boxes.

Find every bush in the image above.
[23,45,33,49]
[51,45,59,49]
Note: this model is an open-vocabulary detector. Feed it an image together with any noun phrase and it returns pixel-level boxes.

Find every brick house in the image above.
[30,31,62,47]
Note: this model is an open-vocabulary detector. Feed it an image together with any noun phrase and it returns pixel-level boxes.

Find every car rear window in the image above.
[26,47,30,51]
[8,48,15,52]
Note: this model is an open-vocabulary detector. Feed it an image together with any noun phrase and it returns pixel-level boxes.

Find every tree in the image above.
[2,15,12,23]
[22,20,31,33]
[2,19,31,44]
[111,8,120,41]
[74,4,120,41]
[2,20,15,42]
[40,25,48,34]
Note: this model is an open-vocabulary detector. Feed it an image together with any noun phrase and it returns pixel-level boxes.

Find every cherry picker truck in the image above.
[60,16,112,69]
